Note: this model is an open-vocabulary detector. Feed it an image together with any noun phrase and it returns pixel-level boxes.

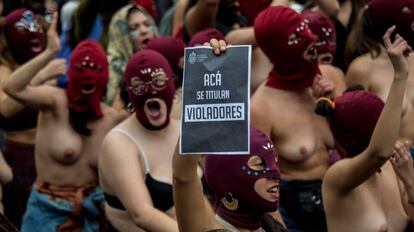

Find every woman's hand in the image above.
[383,26,412,78]
[312,74,335,99]
[46,12,61,54]
[391,140,414,186]
[203,38,228,55]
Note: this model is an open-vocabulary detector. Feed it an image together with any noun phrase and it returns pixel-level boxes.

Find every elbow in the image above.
[369,146,394,161]
[129,205,153,229]
[2,82,15,98]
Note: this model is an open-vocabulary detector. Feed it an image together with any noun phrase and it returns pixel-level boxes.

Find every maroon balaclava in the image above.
[254,6,320,90]
[205,127,281,230]
[134,0,157,20]
[368,0,414,47]
[329,90,384,157]
[188,28,225,47]
[66,39,108,118]
[4,8,46,65]
[237,0,271,26]
[124,50,175,130]
[302,10,337,64]
[145,36,186,87]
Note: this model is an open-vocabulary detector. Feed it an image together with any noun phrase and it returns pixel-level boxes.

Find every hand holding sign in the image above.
[203,38,228,55]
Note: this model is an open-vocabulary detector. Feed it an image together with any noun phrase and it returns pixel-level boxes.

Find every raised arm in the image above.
[173,140,216,232]
[99,130,179,232]
[3,12,61,110]
[324,26,411,193]
[326,26,411,193]
[184,0,220,37]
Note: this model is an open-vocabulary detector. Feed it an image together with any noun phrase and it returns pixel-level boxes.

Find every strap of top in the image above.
[110,128,151,173]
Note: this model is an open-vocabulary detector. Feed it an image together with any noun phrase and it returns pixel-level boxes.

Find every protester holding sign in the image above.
[99,49,180,232]
[252,6,336,231]
[174,127,286,232]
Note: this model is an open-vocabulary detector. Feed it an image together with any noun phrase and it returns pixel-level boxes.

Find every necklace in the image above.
[214,215,265,232]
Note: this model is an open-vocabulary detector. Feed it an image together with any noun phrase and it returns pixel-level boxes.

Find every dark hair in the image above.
[120,79,131,110]
[315,84,366,117]
[68,0,103,49]
[68,108,92,136]
[0,18,17,69]
[345,8,382,64]
[343,84,365,93]
[315,98,335,117]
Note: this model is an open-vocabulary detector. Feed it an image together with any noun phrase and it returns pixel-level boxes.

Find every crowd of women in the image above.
[0,0,413,231]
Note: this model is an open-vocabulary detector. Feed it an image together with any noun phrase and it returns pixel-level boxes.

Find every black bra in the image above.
[104,174,174,212]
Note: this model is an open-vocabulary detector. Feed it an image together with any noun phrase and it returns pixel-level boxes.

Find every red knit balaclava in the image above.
[66,40,108,118]
[254,6,319,90]
[5,8,46,64]
[124,50,175,130]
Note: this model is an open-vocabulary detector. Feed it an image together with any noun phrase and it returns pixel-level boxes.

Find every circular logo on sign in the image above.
[189,52,196,64]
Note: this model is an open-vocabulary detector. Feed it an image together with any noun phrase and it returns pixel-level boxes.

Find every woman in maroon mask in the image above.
[316,26,414,231]
[99,49,180,232]
[173,127,285,232]
[0,8,65,227]
[3,13,124,231]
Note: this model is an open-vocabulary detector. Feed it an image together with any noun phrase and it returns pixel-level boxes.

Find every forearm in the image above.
[314,0,340,17]
[3,50,55,96]
[184,0,219,37]
[404,182,414,227]
[0,97,25,118]
[225,27,256,47]
[132,207,178,232]
[369,73,407,158]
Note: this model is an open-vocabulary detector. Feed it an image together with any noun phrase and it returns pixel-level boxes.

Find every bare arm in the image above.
[390,141,414,227]
[324,26,411,193]
[173,0,189,35]
[0,151,12,185]
[225,27,256,47]
[3,13,61,110]
[184,0,220,37]
[99,131,179,231]
[314,0,340,17]
[173,140,217,232]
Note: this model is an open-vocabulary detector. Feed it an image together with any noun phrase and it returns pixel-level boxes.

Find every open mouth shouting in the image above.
[30,38,43,53]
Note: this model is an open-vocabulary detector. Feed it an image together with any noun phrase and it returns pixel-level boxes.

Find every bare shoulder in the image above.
[323,159,352,194]
[100,124,138,161]
[346,53,375,86]
[101,104,128,126]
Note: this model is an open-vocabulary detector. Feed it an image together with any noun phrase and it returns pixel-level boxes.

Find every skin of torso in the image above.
[251,84,334,180]
[35,88,121,186]
[347,51,414,145]
[100,116,179,231]
[324,162,409,232]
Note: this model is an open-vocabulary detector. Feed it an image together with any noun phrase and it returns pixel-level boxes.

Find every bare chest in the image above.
[335,167,408,232]
[270,98,334,162]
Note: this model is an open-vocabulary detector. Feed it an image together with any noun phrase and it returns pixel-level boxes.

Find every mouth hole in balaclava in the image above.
[146,100,161,116]
[81,83,96,94]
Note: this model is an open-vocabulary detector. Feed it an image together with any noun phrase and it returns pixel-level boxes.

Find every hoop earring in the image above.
[127,103,135,113]
[221,192,238,211]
